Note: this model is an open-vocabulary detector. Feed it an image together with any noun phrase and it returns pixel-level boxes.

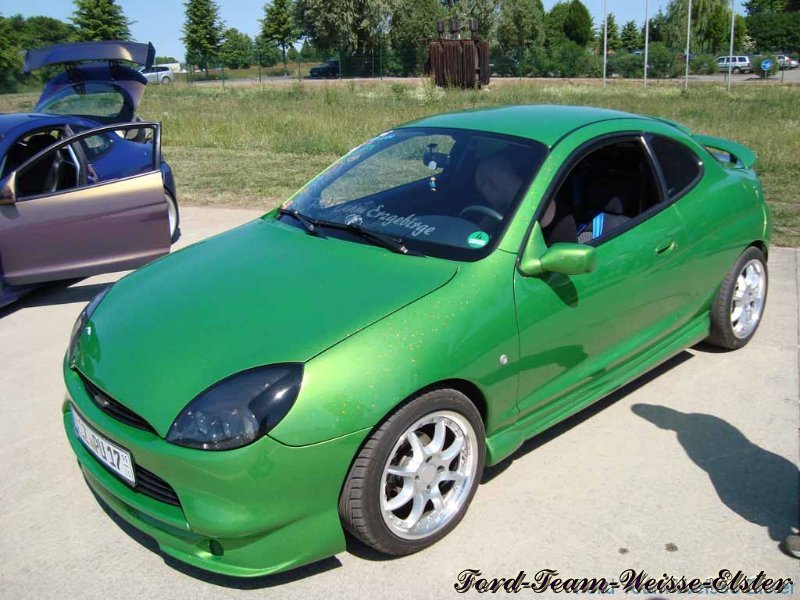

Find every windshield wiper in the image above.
[278,208,421,256]
[277,207,319,236]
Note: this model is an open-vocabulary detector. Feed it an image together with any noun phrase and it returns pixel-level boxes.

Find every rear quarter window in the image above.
[649,135,703,199]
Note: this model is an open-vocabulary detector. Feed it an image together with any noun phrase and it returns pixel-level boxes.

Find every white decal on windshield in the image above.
[330,204,437,237]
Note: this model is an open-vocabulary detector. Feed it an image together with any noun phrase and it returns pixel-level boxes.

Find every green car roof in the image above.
[402,104,660,147]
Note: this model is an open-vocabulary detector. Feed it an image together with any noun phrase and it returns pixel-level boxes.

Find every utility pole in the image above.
[602,0,608,86]
[643,0,650,86]
[726,0,736,92]
[684,0,692,90]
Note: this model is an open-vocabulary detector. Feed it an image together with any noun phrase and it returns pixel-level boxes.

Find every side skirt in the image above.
[484,314,710,466]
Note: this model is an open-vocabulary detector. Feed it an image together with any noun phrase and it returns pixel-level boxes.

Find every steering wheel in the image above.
[458,205,503,223]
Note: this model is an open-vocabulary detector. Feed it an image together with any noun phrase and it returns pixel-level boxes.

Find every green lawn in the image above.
[2,79,798,245]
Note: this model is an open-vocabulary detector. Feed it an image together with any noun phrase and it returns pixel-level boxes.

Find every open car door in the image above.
[0,122,171,285]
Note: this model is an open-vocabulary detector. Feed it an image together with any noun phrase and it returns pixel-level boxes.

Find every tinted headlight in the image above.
[67,285,112,365]
[166,364,303,451]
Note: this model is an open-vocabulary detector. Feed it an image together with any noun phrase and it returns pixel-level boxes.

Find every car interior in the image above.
[2,130,82,198]
[541,140,661,246]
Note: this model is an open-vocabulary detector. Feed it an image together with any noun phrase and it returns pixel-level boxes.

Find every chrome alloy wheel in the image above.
[380,410,478,540]
[730,258,766,339]
[165,191,178,239]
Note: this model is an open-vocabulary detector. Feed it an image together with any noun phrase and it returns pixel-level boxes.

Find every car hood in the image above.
[73,217,458,436]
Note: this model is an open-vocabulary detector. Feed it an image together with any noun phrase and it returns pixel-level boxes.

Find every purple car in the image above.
[0,41,179,308]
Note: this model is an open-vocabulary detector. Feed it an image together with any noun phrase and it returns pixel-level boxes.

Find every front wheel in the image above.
[339,389,485,555]
[706,246,768,350]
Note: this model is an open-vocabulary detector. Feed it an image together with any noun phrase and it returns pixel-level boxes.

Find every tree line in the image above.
[0,0,798,91]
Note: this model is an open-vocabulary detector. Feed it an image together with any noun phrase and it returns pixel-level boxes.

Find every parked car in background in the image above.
[0,41,180,309]
[309,59,340,78]
[716,55,752,73]
[139,65,174,84]
[776,54,799,69]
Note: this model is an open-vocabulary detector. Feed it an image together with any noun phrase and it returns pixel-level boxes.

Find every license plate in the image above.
[72,408,136,485]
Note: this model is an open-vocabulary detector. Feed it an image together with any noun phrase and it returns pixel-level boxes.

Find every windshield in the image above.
[37,81,136,123]
[280,127,547,260]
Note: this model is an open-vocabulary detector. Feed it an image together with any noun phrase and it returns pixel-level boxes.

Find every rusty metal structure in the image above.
[424,18,490,89]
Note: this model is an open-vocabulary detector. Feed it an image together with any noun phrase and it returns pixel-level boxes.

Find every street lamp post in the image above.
[726,0,736,92]
[603,0,608,86]
[643,0,650,86]
[684,0,692,90]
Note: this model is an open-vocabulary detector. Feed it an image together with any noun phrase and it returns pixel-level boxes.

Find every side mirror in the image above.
[0,172,17,205]
[519,242,596,277]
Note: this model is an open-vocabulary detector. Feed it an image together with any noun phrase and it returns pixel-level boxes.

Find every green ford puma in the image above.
[63,105,770,577]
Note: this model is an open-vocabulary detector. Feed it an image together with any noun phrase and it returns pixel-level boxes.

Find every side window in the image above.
[539,138,662,246]
[81,133,113,161]
[648,135,702,199]
[1,129,64,177]
[16,141,84,199]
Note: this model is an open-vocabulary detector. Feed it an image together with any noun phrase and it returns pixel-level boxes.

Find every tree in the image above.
[72,0,131,41]
[746,12,800,50]
[544,2,571,47]
[563,0,593,46]
[156,55,178,64]
[496,0,546,52]
[620,19,641,51]
[598,12,620,52]
[387,0,442,76]
[183,0,224,73]
[297,0,388,54]
[545,1,592,48]
[261,0,299,75]
[743,0,786,15]
[220,28,253,69]
[254,34,281,66]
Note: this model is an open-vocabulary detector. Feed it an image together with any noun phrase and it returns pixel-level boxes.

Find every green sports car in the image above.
[63,105,770,577]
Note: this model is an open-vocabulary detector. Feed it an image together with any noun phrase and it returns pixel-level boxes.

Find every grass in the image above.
[1,79,797,245]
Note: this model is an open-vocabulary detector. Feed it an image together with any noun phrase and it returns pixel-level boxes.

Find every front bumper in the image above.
[62,365,369,577]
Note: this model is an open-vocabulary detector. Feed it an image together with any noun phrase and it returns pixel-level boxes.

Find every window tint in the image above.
[649,135,701,199]
[540,138,662,246]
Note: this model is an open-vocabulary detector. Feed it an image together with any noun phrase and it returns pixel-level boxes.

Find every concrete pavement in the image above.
[0,206,797,598]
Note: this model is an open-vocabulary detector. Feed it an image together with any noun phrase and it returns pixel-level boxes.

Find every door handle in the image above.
[655,238,675,255]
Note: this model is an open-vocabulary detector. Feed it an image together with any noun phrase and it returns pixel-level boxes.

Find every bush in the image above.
[647,43,676,78]
[690,54,717,75]
[550,41,593,77]
[522,47,556,77]
[751,54,779,77]
[613,52,643,78]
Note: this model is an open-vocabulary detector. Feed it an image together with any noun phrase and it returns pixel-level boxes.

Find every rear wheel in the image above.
[339,389,485,555]
[733,67,741,74]
[165,188,180,243]
[707,246,767,350]
[161,76,172,84]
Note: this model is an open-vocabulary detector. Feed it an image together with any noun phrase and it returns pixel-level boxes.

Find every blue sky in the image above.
[4,0,745,62]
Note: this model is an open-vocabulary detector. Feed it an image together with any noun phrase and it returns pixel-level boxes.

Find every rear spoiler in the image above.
[24,41,155,73]
[693,133,757,169]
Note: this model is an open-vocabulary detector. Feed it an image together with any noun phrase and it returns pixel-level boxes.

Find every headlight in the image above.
[67,285,112,365]
[166,364,303,451]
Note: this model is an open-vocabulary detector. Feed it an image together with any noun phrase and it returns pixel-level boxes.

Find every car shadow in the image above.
[0,280,108,318]
[481,350,695,484]
[86,484,342,588]
[631,403,798,545]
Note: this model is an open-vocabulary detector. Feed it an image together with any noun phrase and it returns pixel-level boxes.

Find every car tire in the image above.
[733,67,741,74]
[339,388,485,556]
[161,76,172,84]
[165,188,180,243]
[706,246,768,350]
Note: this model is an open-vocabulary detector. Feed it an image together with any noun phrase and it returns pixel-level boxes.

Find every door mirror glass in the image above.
[0,172,17,204]
[520,242,596,277]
